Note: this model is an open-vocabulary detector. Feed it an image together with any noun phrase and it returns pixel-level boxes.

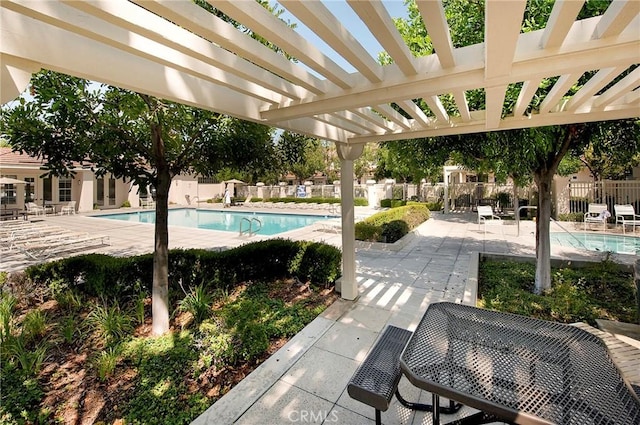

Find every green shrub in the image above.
[355,205,430,242]
[0,293,17,344]
[380,199,391,208]
[354,197,368,206]
[21,310,47,343]
[178,285,213,324]
[381,220,409,243]
[4,335,48,377]
[87,301,133,347]
[295,243,342,286]
[58,315,78,345]
[0,369,45,423]
[558,212,584,222]
[425,201,443,212]
[94,346,121,382]
[121,200,131,208]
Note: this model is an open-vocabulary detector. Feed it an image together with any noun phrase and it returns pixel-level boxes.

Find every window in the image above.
[59,178,72,202]
[24,177,35,202]
[0,175,17,205]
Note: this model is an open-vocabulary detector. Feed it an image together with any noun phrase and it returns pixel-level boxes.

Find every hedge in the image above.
[24,240,342,302]
[250,197,367,206]
[355,204,430,243]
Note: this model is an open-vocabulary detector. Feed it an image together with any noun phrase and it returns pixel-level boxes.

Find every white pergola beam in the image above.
[397,99,431,128]
[540,0,585,48]
[593,0,640,39]
[423,95,450,123]
[66,0,309,101]
[135,0,328,95]
[514,78,543,117]
[347,0,418,76]
[416,0,455,68]
[210,0,354,90]
[373,104,412,130]
[0,6,263,120]
[452,90,472,122]
[351,106,638,144]
[280,0,383,84]
[593,67,640,108]
[485,86,507,129]
[485,0,527,80]
[565,66,627,111]
[539,73,582,114]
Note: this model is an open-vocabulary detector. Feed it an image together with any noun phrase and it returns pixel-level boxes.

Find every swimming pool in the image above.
[95,208,333,235]
[551,232,640,255]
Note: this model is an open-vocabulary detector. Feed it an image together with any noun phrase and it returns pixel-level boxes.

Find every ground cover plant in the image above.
[0,240,340,424]
[478,256,637,325]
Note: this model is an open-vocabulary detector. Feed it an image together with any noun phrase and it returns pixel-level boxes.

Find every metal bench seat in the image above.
[347,325,412,424]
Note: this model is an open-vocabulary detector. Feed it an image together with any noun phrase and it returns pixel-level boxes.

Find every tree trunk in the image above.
[534,171,554,294]
[151,125,171,335]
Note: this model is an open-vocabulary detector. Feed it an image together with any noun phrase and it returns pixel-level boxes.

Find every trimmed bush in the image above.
[380,199,406,208]
[355,204,430,243]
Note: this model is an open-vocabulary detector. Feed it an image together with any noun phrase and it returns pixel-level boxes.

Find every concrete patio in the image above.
[1,207,638,424]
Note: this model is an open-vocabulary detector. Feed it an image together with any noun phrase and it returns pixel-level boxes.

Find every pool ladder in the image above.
[239,217,262,236]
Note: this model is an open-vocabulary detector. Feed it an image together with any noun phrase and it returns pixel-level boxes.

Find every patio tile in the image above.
[281,346,360,402]
[338,304,391,332]
[235,380,334,425]
[335,376,420,424]
[313,321,379,361]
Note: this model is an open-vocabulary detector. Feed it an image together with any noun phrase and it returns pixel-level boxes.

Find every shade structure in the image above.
[224,179,246,185]
[0,177,27,185]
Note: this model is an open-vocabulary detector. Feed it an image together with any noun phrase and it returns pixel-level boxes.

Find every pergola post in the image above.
[336,142,365,300]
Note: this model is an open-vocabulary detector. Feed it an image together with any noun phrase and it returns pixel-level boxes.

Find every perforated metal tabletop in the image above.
[400,302,640,425]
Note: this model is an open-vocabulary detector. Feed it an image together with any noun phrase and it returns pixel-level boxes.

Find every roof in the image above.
[1,1,638,145]
[0,147,46,167]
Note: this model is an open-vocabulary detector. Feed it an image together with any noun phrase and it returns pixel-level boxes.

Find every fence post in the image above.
[635,259,640,324]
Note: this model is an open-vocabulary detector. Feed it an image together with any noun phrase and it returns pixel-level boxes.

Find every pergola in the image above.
[1,0,639,299]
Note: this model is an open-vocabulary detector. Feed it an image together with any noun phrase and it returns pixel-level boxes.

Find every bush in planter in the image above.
[355,204,430,242]
[381,220,409,243]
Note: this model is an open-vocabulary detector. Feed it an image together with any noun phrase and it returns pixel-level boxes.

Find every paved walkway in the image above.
[1,208,637,424]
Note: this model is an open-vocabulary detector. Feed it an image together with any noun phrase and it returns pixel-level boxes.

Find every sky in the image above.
[274,0,410,75]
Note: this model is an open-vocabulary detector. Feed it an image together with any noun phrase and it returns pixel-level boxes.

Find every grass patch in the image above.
[478,257,637,325]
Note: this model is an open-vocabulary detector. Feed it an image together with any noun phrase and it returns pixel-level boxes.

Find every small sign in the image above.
[296,185,306,198]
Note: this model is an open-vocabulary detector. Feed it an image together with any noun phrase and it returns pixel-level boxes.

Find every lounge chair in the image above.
[60,201,76,215]
[614,204,640,234]
[140,197,155,209]
[583,203,609,231]
[477,205,502,235]
[26,202,45,216]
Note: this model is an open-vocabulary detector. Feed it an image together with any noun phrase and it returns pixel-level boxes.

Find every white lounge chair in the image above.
[26,202,45,216]
[477,205,502,235]
[614,204,640,234]
[140,197,155,209]
[60,201,76,215]
[583,203,609,231]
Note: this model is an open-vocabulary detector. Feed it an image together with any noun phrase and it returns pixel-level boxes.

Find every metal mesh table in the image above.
[400,302,640,425]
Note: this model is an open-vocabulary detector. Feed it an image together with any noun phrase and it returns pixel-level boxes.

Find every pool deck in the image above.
[1,206,638,424]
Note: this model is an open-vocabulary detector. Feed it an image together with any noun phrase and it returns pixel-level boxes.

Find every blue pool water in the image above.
[95,208,333,235]
[551,232,640,255]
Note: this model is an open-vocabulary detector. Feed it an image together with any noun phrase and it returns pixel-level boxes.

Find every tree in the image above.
[383,0,638,292]
[276,131,325,184]
[1,71,273,334]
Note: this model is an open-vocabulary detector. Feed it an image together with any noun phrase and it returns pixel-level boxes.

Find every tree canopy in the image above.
[1,70,273,334]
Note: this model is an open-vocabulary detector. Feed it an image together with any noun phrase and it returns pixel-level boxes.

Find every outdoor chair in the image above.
[26,202,45,216]
[477,205,502,235]
[614,204,640,234]
[140,197,155,209]
[583,203,609,231]
[60,201,76,215]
